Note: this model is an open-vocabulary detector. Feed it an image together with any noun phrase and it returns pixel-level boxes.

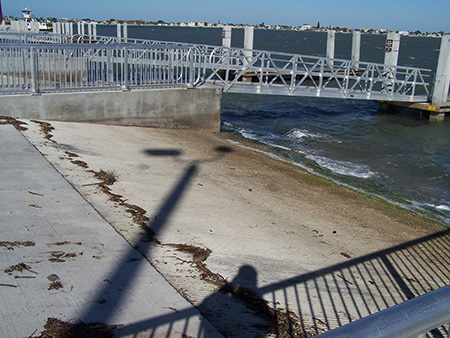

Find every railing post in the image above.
[122,47,128,90]
[107,48,113,84]
[188,48,194,87]
[169,49,174,83]
[30,47,39,95]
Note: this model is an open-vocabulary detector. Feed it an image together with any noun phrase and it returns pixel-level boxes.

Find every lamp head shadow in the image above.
[143,149,182,157]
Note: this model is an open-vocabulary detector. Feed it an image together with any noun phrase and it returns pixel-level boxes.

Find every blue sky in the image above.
[4,0,450,33]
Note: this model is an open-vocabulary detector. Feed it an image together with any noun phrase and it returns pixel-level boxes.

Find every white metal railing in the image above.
[0,31,73,44]
[201,46,431,102]
[316,284,450,338]
[0,44,204,94]
[70,33,433,102]
[0,32,433,102]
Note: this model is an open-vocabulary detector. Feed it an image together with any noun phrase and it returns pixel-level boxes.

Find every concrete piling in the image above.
[352,31,361,69]
[382,32,401,93]
[243,26,254,66]
[431,35,450,109]
[117,23,128,43]
[117,23,122,43]
[326,30,335,66]
[384,32,400,68]
[222,26,232,48]
[244,26,254,50]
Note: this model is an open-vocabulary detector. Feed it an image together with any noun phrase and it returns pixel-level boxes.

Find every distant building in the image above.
[299,24,312,31]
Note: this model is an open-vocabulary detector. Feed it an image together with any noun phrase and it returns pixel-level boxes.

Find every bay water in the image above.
[98,25,450,224]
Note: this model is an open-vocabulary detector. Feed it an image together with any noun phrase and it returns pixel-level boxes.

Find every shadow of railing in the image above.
[61,143,450,338]
[259,228,450,336]
[105,228,450,337]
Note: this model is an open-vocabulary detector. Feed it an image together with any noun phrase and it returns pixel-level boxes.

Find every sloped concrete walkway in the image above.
[0,124,222,338]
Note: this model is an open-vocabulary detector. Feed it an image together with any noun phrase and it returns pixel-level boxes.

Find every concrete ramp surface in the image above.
[0,124,222,338]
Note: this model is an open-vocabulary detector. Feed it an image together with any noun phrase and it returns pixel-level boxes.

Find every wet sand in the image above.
[19,120,450,337]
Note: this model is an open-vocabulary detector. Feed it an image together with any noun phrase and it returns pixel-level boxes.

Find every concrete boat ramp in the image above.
[0,124,222,338]
[1,119,449,338]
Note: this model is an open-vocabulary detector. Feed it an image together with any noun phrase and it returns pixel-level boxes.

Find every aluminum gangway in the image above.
[0,31,433,103]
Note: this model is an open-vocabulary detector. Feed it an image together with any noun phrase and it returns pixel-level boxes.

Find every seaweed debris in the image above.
[0,116,28,131]
[32,317,122,338]
[93,170,117,186]
[31,120,55,142]
[72,160,89,168]
[92,169,149,225]
[159,241,311,337]
[0,241,35,250]
[4,262,37,275]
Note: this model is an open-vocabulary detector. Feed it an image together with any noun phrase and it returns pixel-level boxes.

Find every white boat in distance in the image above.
[22,7,52,31]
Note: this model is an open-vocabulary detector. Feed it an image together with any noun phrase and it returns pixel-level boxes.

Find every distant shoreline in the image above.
[1,17,446,37]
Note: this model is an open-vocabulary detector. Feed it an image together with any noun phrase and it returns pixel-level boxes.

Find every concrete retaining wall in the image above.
[0,86,222,131]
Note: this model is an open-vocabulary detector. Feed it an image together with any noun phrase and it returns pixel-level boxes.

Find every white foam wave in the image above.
[227,124,260,141]
[222,121,234,128]
[240,130,259,141]
[266,142,291,151]
[426,204,450,212]
[286,129,328,141]
[226,123,292,151]
[225,139,449,226]
[307,155,376,179]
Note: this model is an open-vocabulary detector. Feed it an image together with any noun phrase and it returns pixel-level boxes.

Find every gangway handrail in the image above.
[0,43,204,95]
[0,32,433,102]
[82,33,433,101]
[316,284,450,338]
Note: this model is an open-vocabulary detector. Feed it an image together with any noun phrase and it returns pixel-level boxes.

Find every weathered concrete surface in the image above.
[13,119,449,337]
[0,124,223,338]
[0,86,222,131]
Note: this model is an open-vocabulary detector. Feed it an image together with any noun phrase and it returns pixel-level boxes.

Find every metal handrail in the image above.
[0,32,433,102]
[0,31,72,44]
[0,43,204,95]
[316,284,450,338]
[88,34,432,101]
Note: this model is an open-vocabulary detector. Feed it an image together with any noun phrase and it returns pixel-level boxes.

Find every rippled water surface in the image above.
[99,25,450,223]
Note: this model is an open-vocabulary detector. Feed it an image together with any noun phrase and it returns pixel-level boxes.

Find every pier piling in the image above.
[116,23,127,43]
[326,30,335,66]
[222,26,232,48]
[244,26,254,51]
[351,31,361,69]
[244,26,254,66]
[384,32,400,68]
[431,34,450,121]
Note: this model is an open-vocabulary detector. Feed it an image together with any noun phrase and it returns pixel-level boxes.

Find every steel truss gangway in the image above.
[0,31,433,103]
